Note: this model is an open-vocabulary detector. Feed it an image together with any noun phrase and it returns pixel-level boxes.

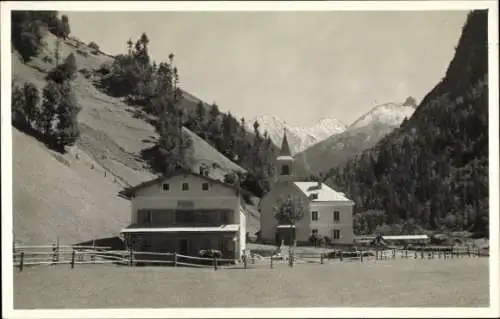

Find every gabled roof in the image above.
[293,182,353,202]
[119,169,240,199]
[279,129,292,157]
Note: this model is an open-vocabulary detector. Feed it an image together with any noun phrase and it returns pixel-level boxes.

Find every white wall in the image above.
[260,182,309,243]
[128,173,247,260]
[308,202,354,244]
[239,207,246,258]
[131,174,240,224]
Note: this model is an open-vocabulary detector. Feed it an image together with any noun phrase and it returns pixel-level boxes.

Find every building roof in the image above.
[382,235,429,240]
[279,129,292,157]
[276,155,294,161]
[293,182,353,202]
[121,224,240,234]
[119,169,240,199]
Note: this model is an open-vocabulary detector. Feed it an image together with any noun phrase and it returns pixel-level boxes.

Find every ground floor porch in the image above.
[121,227,242,262]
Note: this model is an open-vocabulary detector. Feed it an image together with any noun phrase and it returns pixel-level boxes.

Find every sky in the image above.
[64,10,469,127]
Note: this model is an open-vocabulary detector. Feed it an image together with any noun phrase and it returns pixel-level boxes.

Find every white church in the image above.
[259,130,355,245]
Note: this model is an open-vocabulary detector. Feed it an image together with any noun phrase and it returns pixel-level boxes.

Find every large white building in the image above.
[259,131,355,245]
[119,169,246,260]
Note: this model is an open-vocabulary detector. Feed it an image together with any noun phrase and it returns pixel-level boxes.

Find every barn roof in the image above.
[118,169,240,200]
[293,182,353,203]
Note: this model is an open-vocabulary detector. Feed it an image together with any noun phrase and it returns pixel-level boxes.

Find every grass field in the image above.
[14,258,489,308]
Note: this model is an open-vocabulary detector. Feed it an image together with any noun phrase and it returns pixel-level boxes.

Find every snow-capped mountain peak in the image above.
[246,115,347,154]
[348,100,416,130]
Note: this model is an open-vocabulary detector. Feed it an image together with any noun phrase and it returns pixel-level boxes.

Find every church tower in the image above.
[275,129,295,184]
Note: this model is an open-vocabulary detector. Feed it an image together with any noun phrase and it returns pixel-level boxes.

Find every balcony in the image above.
[136,209,235,227]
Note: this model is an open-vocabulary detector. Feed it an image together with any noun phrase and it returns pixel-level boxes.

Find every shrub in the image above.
[11,12,45,62]
[79,68,92,79]
[88,41,100,52]
[76,49,89,57]
[12,84,28,129]
[11,82,40,130]
[42,55,54,64]
[46,53,77,83]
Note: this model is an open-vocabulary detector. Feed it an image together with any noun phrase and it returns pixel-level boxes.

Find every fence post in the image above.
[56,236,60,263]
[405,249,408,259]
[392,249,395,260]
[71,250,75,269]
[52,243,57,264]
[173,252,177,267]
[213,256,218,271]
[320,253,324,264]
[270,256,274,269]
[92,240,96,263]
[19,252,24,271]
[414,251,417,259]
[420,250,424,259]
[340,251,343,262]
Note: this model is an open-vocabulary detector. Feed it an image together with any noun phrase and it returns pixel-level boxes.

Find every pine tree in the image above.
[154,54,191,175]
[22,82,40,127]
[55,81,81,150]
[12,84,28,129]
[60,14,71,39]
[39,81,60,141]
[54,37,61,66]
[11,12,45,62]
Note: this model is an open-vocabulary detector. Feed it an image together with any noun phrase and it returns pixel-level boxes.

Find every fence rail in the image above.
[13,244,485,272]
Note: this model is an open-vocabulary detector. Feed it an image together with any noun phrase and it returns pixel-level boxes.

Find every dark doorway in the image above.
[179,239,188,255]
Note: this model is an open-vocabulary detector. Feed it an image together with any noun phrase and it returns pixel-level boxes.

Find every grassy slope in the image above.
[12,32,248,245]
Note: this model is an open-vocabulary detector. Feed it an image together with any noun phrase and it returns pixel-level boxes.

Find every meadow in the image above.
[14,257,489,308]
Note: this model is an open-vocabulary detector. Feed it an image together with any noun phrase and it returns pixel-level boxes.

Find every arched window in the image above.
[281,165,290,176]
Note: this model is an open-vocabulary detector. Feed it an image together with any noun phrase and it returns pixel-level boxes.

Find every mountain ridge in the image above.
[246,114,347,154]
[294,98,417,177]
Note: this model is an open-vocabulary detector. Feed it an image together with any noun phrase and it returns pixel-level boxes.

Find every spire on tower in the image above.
[279,128,292,156]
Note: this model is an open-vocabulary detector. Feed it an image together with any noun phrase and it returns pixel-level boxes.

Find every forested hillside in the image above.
[10,11,267,243]
[325,10,489,237]
[11,11,278,199]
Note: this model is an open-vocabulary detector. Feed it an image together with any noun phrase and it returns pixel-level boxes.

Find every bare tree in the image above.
[273,195,305,267]
[273,195,305,226]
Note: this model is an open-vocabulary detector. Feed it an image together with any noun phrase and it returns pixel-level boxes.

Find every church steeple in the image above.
[279,128,292,157]
[275,128,295,184]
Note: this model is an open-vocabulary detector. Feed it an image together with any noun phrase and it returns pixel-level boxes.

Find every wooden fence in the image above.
[241,246,483,269]
[13,244,484,272]
[12,245,238,271]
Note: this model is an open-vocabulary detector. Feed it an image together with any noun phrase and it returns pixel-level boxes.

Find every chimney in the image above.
[199,164,210,177]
